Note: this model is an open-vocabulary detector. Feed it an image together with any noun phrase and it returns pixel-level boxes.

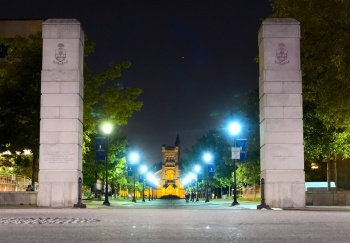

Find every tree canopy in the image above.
[181,89,261,193]
[270,0,350,166]
[0,32,143,184]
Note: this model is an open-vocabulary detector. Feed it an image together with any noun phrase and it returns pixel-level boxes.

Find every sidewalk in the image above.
[1,198,350,211]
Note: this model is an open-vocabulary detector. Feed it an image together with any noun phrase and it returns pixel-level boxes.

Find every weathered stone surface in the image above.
[259,18,305,208]
[38,19,84,208]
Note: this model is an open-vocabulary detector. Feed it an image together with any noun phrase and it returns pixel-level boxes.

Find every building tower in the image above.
[154,135,185,198]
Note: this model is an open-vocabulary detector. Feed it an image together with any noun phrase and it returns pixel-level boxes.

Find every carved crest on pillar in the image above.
[275,43,290,65]
[53,43,68,65]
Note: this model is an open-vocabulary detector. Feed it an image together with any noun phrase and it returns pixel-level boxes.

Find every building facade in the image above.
[154,135,186,198]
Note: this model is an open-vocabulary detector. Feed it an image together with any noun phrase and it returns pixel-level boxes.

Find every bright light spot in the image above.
[146,172,159,186]
[203,152,213,163]
[102,123,113,134]
[194,165,201,173]
[311,162,319,170]
[1,150,11,155]
[140,165,147,174]
[129,152,140,163]
[182,173,196,186]
[23,149,32,155]
[228,122,241,136]
[205,226,211,229]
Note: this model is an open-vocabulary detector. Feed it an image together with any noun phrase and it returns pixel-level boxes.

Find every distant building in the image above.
[154,135,186,198]
[0,19,42,58]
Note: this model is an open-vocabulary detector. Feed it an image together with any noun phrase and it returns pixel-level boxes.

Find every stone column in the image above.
[37,19,84,207]
[258,19,305,208]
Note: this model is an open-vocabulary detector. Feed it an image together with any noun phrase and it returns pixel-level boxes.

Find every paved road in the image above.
[1,199,350,243]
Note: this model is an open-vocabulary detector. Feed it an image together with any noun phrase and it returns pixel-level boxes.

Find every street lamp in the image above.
[203,152,213,203]
[102,123,113,206]
[194,165,201,202]
[228,121,241,206]
[129,152,139,203]
[140,165,147,202]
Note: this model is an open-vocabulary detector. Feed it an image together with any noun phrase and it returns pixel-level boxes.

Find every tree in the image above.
[0,33,143,185]
[0,33,42,183]
[181,129,232,193]
[233,90,261,187]
[269,0,350,187]
[181,89,261,197]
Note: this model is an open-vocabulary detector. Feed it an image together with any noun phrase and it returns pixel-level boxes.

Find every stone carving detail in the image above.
[42,70,79,81]
[275,43,290,65]
[42,151,75,163]
[53,43,68,65]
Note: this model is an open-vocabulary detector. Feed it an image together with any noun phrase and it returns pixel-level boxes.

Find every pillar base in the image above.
[261,170,305,208]
[37,170,82,207]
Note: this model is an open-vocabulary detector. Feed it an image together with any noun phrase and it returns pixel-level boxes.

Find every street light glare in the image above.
[102,123,113,134]
[147,173,159,186]
[182,173,196,186]
[228,122,241,136]
[140,165,147,174]
[203,152,213,163]
[194,165,201,172]
[129,152,140,163]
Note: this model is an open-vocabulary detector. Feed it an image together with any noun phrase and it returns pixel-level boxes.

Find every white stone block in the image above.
[258,18,300,41]
[41,81,59,93]
[261,38,300,70]
[266,93,302,107]
[59,131,80,144]
[42,39,81,70]
[262,107,284,119]
[283,81,302,94]
[261,81,283,94]
[40,131,60,144]
[41,70,81,82]
[263,38,300,69]
[41,119,79,132]
[261,131,303,144]
[261,144,304,170]
[284,107,303,119]
[259,94,267,111]
[39,143,81,170]
[60,81,79,94]
[37,170,82,207]
[261,170,305,183]
[264,118,303,132]
[60,107,80,119]
[40,107,60,119]
[79,82,84,98]
[260,169,305,208]
[264,70,301,82]
[42,94,80,107]
[79,96,83,110]
[42,19,83,39]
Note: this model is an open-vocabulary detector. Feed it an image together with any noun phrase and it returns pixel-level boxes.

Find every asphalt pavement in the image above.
[1,199,350,243]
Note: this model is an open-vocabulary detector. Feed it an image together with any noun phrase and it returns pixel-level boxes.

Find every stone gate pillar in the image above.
[37,19,84,207]
[258,19,305,208]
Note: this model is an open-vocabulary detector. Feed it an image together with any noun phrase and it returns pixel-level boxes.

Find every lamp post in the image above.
[129,152,139,203]
[194,165,201,202]
[228,121,241,206]
[140,165,147,202]
[203,152,213,203]
[102,123,113,206]
[148,186,151,201]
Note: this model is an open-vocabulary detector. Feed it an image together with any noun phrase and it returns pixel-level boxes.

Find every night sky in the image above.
[2,1,272,164]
